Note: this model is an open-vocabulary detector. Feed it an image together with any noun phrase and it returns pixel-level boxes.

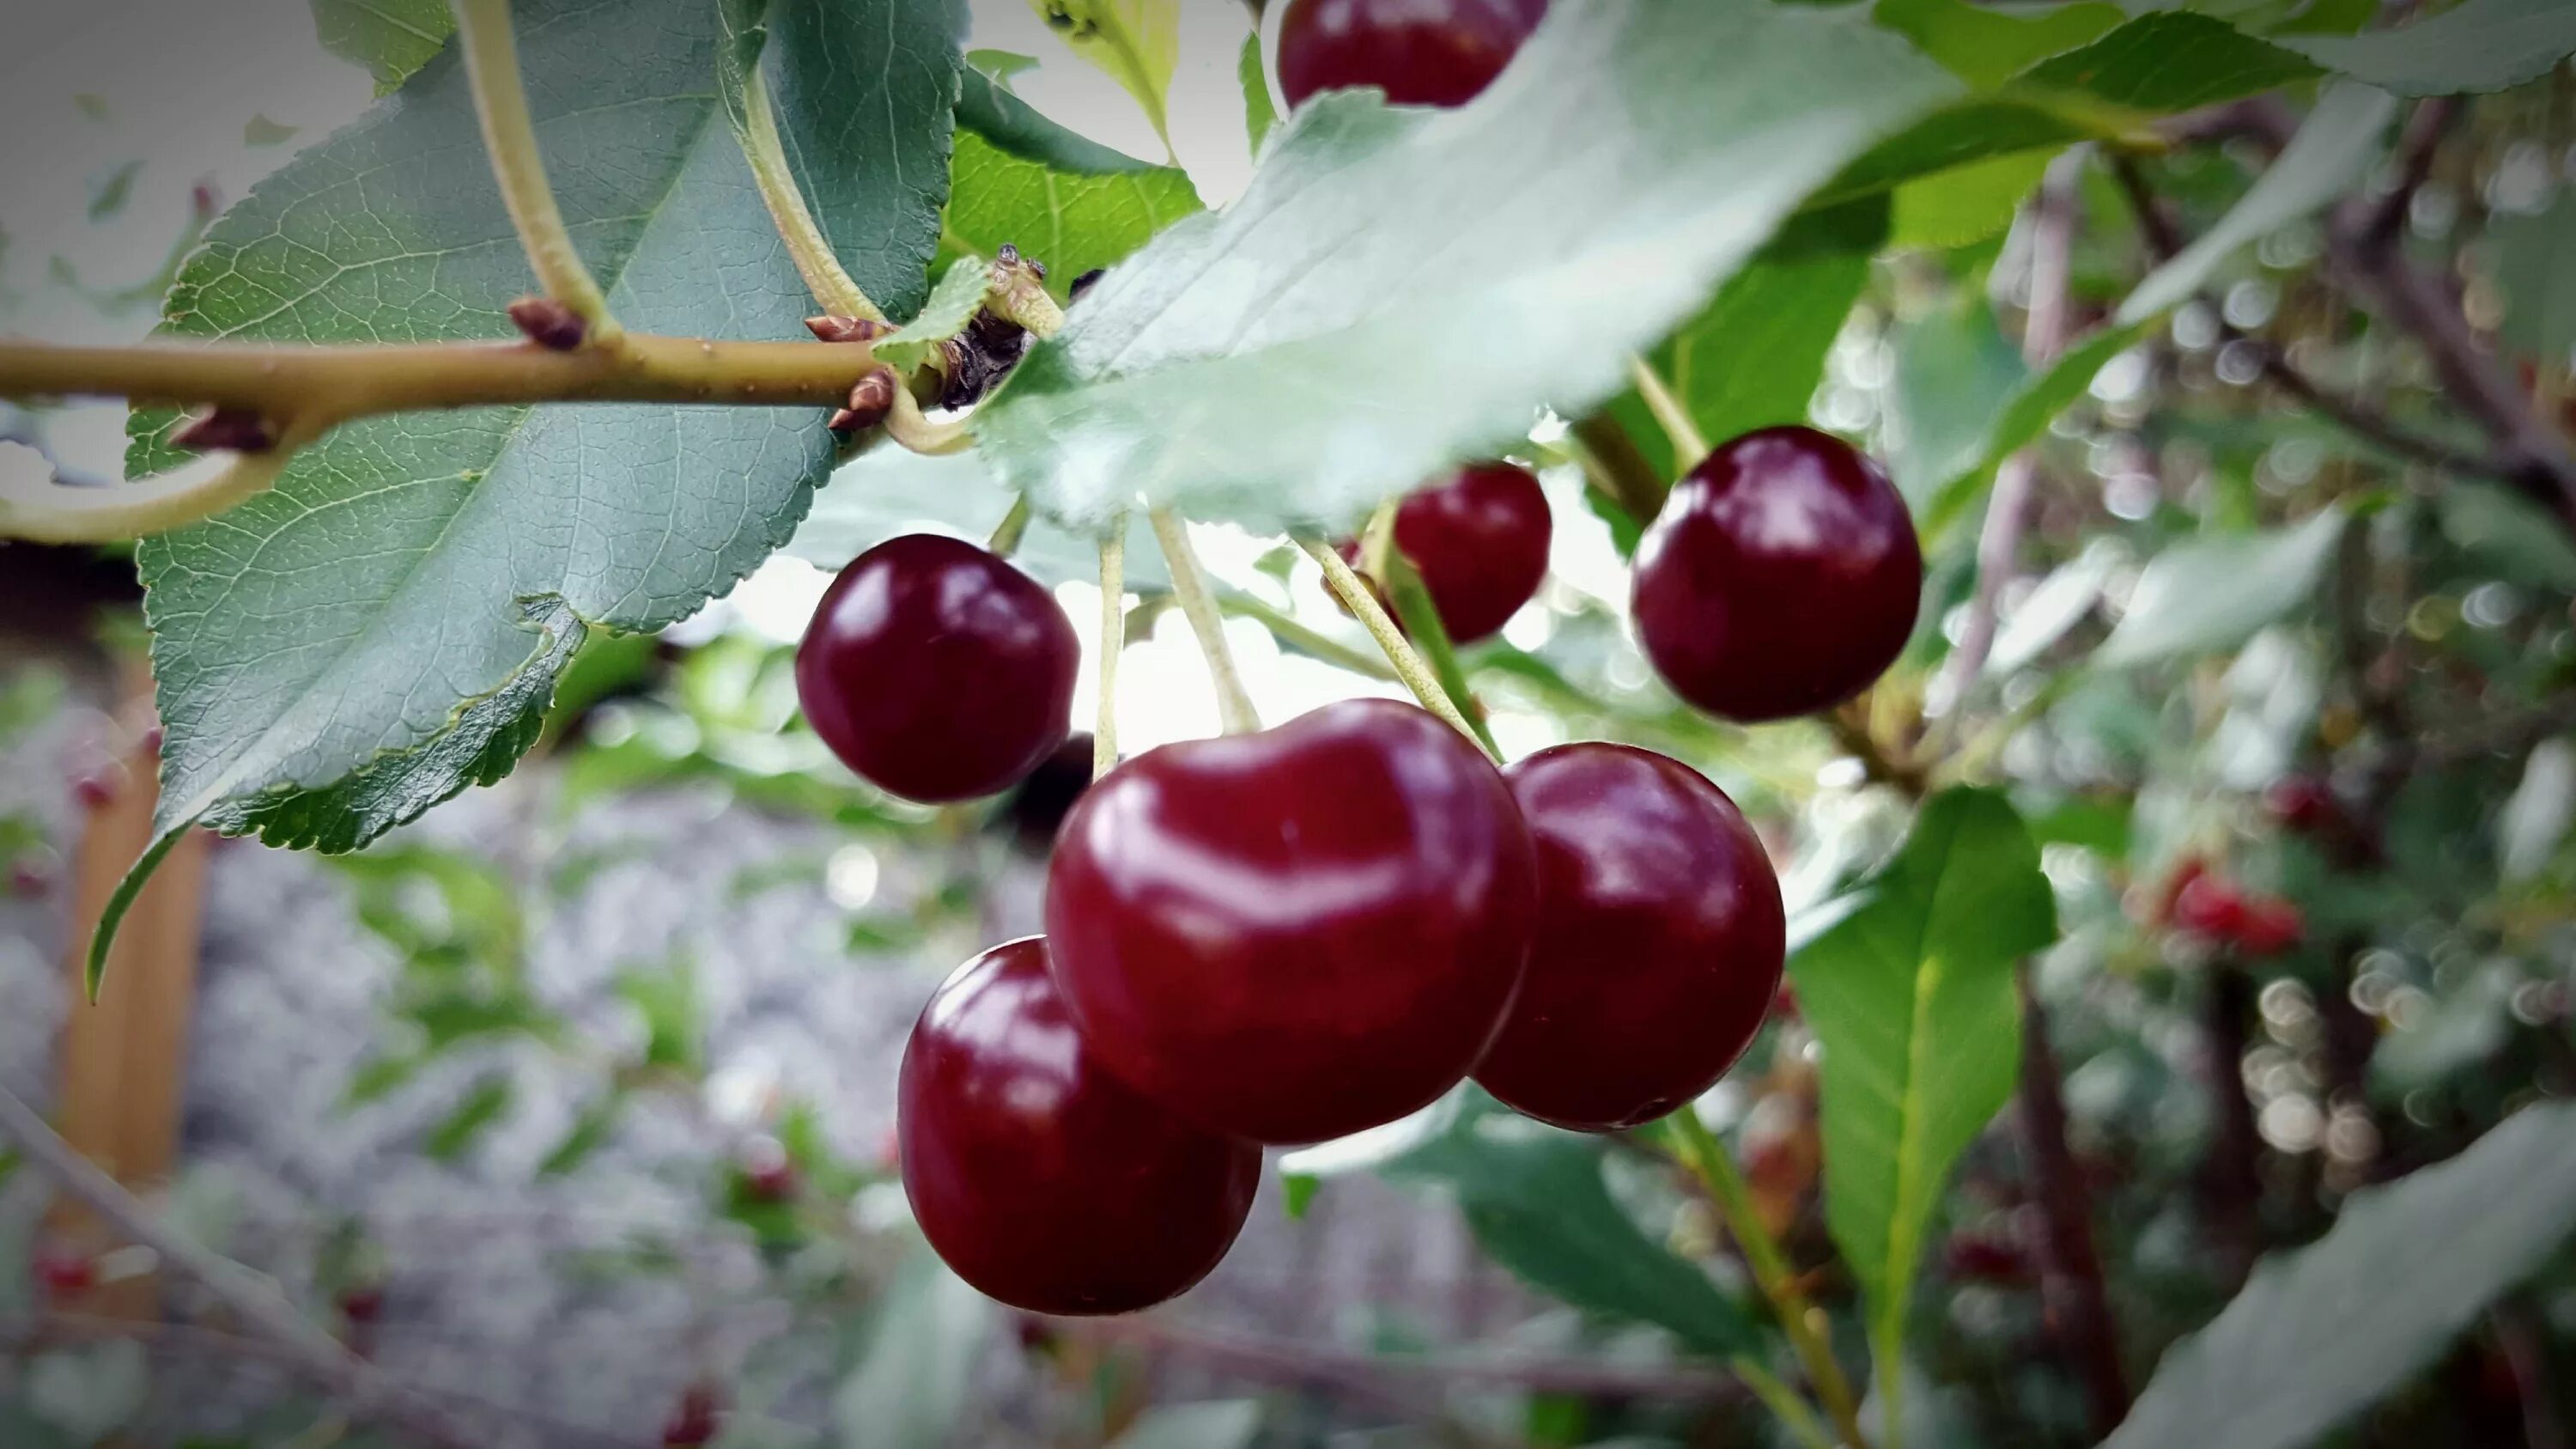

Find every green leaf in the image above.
[86,161,142,222]
[1109,1403,1264,1449]
[2118,82,2397,325]
[1873,0,2122,88]
[1919,321,2150,537]
[423,1075,513,1160]
[1889,148,2059,250]
[2436,483,2576,593]
[1028,0,1182,153]
[538,1093,625,1177]
[1788,788,2055,1413]
[790,441,1172,592]
[99,0,956,987]
[720,0,958,322]
[616,958,703,1073]
[954,65,1164,177]
[2106,1104,2576,1449]
[878,259,993,374]
[308,0,454,94]
[1386,1110,1755,1355]
[2019,13,2317,113]
[833,1249,996,1449]
[243,114,301,147]
[967,48,1041,87]
[2094,508,2347,667]
[2282,0,2576,97]
[941,123,1202,297]
[978,0,1965,534]
[1241,32,1279,153]
[2491,187,2576,368]
[1892,298,2028,508]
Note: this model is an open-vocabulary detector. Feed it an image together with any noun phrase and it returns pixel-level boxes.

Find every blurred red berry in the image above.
[1941,1232,2028,1285]
[338,1285,386,1324]
[2236,898,2306,958]
[140,726,165,756]
[72,773,116,810]
[9,861,49,898]
[661,1384,720,1449]
[743,1159,798,1204]
[33,1247,95,1298]
[2264,776,2338,833]
[2171,872,2248,941]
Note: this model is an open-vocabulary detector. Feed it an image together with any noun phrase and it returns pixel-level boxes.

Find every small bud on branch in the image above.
[507,296,588,351]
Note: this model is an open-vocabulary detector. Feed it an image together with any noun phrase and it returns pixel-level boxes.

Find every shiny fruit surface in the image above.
[899,938,1261,1315]
[1473,744,1784,1130]
[1393,461,1552,643]
[1631,426,1922,723]
[796,534,1078,803]
[1277,0,1550,109]
[1045,698,1537,1144]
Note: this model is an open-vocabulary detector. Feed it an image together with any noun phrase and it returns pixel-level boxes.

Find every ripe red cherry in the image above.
[33,1246,95,1298]
[1389,462,1552,643]
[1277,0,1551,109]
[1473,744,1784,1131]
[797,534,1078,803]
[2172,873,2249,941]
[900,939,1261,1314]
[1631,427,1923,723]
[1045,698,1536,1144]
[660,1383,720,1449]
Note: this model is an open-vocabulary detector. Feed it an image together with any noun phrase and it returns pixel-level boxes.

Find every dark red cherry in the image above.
[796,534,1078,803]
[2172,873,2249,941]
[900,939,1260,1314]
[1045,698,1536,1144]
[1277,0,1550,110]
[1473,744,1784,1132]
[1631,426,1923,724]
[2235,897,2306,958]
[1390,462,1552,643]
[33,1246,96,1298]
[660,1384,721,1449]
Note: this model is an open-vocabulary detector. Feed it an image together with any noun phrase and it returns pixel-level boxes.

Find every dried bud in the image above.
[507,296,587,351]
[805,314,893,344]
[172,407,276,454]
[1069,269,1107,301]
[829,368,900,435]
[993,242,1045,281]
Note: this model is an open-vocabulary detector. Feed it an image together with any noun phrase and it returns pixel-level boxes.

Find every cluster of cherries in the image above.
[796,418,1923,1313]
[788,0,1928,1316]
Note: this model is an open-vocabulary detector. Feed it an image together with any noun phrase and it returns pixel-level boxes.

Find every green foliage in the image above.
[1240,33,1279,153]
[2490,187,2576,368]
[1109,1402,1264,1449]
[307,0,453,94]
[2094,508,2348,667]
[2107,1104,2576,1449]
[1921,323,2150,536]
[833,1249,996,1449]
[877,259,993,374]
[1874,0,2121,88]
[940,132,1201,297]
[1027,0,1182,152]
[423,1075,514,1161]
[1787,789,2056,1417]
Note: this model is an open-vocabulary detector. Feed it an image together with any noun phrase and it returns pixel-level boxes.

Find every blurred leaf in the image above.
[2500,740,2576,883]
[954,64,1166,177]
[1385,1111,1755,1355]
[2435,484,2576,591]
[1890,149,2058,250]
[2282,0,2576,96]
[1109,1402,1264,1449]
[968,48,1040,85]
[1874,0,2120,88]
[1893,299,2027,507]
[85,161,142,222]
[788,447,1173,591]
[1029,0,1181,151]
[309,0,453,93]
[72,93,110,121]
[1241,32,1279,152]
[2105,1103,2576,1449]
[2020,14,2318,112]
[1989,541,2118,675]
[2118,82,2397,324]
[878,259,993,374]
[25,1342,148,1441]
[2095,508,2346,667]
[405,991,556,1050]
[617,958,703,1073]
[1922,323,2149,536]
[423,1075,513,1161]
[1281,1172,1320,1219]
[243,114,300,146]
[980,0,1964,533]
[834,1249,997,1449]
[540,630,662,744]
[2491,188,2576,368]
[1789,788,2055,1399]
[344,1053,425,1105]
[538,1094,624,1177]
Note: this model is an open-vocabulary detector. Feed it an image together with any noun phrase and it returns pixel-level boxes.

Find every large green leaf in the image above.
[977,0,1965,534]
[1891,299,2028,508]
[789,447,1170,590]
[2491,186,2576,368]
[1919,321,2150,537]
[1029,0,1182,151]
[833,1248,995,1449]
[309,0,454,94]
[954,64,1160,177]
[105,0,956,978]
[1787,788,2056,1423]
[943,112,1202,295]
[2284,0,2576,96]
[2106,1104,2576,1449]
[1385,1105,1756,1355]
[2094,508,2348,667]
[1873,0,2122,88]
[1889,148,2060,250]
[2118,82,2397,325]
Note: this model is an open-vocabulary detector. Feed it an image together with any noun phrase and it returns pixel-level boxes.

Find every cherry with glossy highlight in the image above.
[1277,0,1551,110]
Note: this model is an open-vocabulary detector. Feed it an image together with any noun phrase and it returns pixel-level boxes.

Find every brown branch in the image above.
[0,1087,480,1449]
[2198,963,2264,1294]
[2014,966,2130,1437]
[2353,98,2458,255]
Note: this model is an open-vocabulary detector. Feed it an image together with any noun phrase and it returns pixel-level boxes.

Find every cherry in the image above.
[2235,897,2305,958]
[1387,462,1552,644]
[796,534,1078,803]
[1045,698,1536,1144]
[33,1246,95,1298]
[660,1383,720,1449]
[1473,744,1783,1131]
[1942,1231,2030,1285]
[901,938,1261,1314]
[1631,427,1923,724]
[738,1150,798,1205]
[1278,0,1550,109]
[2171,872,2249,941]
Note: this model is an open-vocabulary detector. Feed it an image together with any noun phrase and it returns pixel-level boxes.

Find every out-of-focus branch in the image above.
[2198,962,2264,1293]
[0,1087,480,1449]
[2014,966,2130,1437]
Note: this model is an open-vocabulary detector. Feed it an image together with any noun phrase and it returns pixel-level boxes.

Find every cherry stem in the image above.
[733,59,879,322]
[1666,1106,1870,1449]
[1358,502,1502,758]
[1150,509,1260,734]
[1568,411,1670,527]
[987,495,1032,557]
[451,0,619,342]
[1629,356,1709,471]
[884,387,973,455]
[1096,520,1127,778]
[1219,591,1397,681]
[1297,533,1498,764]
[1731,1357,1839,1449]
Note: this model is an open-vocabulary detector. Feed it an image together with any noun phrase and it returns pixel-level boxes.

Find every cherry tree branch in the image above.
[452,0,617,339]
[0,1087,480,1449]
[2013,966,2130,1436]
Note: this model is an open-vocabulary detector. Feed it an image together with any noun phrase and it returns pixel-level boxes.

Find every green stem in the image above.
[1151,509,1260,734]
[884,389,973,455]
[451,0,619,340]
[1096,520,1127,779]
[1668,1107,1870,1449]
[735,64,878,322]
[1382,560,1503,759]
[1297,533,1499,763]
[1218,592,1398,681]
[1568,411,1669,527]
[987,495,1032,557]
[1732,1357,1839,1449]
[1631,356,1710,470]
